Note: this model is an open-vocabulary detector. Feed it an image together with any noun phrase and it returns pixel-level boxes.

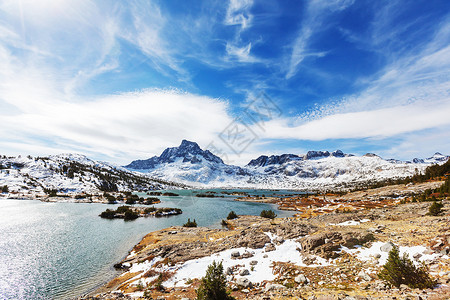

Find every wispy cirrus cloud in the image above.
[286,0,355,79]
[223,0,263,64]
[224,0,254,29]
[225,42,262,63]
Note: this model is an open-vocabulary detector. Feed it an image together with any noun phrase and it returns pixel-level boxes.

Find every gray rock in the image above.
[358,270,372,281]
[240,269,250,276]
[265,283,287,292]
[400,284,409,290]
[231,251,240,258]
[236,277,252,288]
[369,227,382,233]
[302,255,317,265]
[226,267,233,275]
[265,243,276,252]
[380,242,395,252]
[274,236,285,245]
[301,231,374,259]
[294,274,308,284]
[237,230,271,249]
[241,251,253,258]
[250,260,258,265]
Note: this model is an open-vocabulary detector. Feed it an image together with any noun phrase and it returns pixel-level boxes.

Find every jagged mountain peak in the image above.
[363,153,381,158]
[246,154,300,168]
[180,139,200,148]
[247,150,349,167]
[125,140,224,170]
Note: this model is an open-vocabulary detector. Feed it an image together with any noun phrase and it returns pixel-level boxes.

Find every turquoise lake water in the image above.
[0,190,295,299]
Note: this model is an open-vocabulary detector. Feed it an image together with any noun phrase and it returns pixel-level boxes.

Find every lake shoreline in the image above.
[0,192,293,299]
[81,198,450,300]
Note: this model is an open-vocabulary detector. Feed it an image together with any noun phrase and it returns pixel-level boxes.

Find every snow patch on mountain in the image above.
[125,141,449,190]
[0,154,181,195]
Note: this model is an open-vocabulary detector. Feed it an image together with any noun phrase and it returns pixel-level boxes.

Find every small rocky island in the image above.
[100,206,182,220]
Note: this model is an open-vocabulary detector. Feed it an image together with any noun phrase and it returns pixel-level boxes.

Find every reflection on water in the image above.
[0,191,294,299]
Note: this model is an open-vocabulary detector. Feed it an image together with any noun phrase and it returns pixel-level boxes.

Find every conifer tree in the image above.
[378,246,436,289]
[196,261,235,300]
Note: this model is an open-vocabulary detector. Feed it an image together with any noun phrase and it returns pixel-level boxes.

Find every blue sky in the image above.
[0,0,449,165]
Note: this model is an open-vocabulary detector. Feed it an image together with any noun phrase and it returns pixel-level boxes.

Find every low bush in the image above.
[144,207,157,214]
[124,210,139,220]
[227,211,238,220]
[162,192,179,196]
[428,201,444,216]
[116,206,131,213]
[260,209,277,219]
[99,209,115,219]
[183,218,197,227]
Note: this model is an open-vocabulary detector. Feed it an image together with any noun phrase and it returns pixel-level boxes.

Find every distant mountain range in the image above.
[125,140,449,189]
[0,153,184,195]
[1,141,448,194]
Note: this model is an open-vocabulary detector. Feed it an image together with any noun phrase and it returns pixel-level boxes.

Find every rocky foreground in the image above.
[82,195,450,300]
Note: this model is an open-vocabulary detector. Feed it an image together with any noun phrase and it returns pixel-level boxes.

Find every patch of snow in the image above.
[329,219,370,226]
[138,234,330,287]
[342,241,444,266]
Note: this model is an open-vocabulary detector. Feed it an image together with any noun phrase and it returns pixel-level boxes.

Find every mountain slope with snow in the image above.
[0,154,184,195]
[125,140,449,190]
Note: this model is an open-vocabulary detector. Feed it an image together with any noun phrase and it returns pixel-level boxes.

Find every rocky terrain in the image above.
[0,153,184,199]
[237,181,445,217]
[83,195,450,300]
[125,140,449,190]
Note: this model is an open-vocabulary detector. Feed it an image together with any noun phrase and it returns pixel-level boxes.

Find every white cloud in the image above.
[259,100,450,140]
[225,42,261,63]
[225,0,254,29]
[0,89,233,164]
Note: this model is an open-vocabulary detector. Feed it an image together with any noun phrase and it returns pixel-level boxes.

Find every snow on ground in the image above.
[341,241,446,266]
[119,235,450,294]
[165,233,329,287]
[329,219,371,226]
[125,233,329,288]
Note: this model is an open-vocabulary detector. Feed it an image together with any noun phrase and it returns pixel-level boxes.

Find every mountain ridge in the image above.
[125,140,450,189]
[0,153,184,195]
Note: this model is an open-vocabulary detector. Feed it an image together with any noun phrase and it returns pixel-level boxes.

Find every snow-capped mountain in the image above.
[125,140,249,185]
[125,140,449,190]
[126,139,224,168]
[0,153,183,195]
